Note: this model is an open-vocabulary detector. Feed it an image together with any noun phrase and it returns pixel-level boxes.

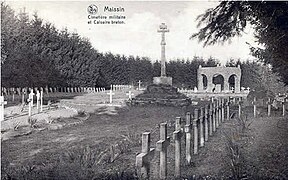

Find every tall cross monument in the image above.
[153,23,173,85]
[158,23,169,77]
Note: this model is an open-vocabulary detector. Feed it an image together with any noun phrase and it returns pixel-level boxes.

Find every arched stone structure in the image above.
[197,65,241,93]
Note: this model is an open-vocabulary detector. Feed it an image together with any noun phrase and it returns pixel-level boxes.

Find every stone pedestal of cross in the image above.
[156,123,170,179]
[136,132,155,179]
[126,91,134,100]
[107,90,115,104]
[138,80,142,90]
[184,112,192,164]
[199,107,205,147]
[0,96,7,121]
[193,109,199,154]
[36,90,40,113]
[173,117,183,178]
[204,105,209,142]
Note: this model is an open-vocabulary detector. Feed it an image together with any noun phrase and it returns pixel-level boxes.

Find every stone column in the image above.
[207,75,213,92]
[197,70,203,91]
[235,75,241,93]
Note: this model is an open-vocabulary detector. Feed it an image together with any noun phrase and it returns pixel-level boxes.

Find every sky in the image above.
[6,1,257,64]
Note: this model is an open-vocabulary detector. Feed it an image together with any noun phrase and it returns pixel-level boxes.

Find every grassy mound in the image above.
[135,84,188,99]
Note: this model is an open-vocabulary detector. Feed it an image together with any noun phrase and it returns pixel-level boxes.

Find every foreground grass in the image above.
[1,105,192,179]
[2,104,287,179]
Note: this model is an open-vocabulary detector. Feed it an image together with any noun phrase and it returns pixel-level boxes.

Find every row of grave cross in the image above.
[136,98,232,179]
[1,87,107,96]
[106,90,134,104]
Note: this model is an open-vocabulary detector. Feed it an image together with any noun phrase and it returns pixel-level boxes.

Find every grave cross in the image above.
[184,112,192,164]
[138,80,142,90]
[0,96,7,121]
[199,107,205,147]
[158,23,169,77]
[204,105,209,142]
[36,90,40,113]
[126,91,134,100]
[40,90,43,112]
[28,92,34,117]
[156,123,170,179]
[173,117,183,178]
[107,89,115,104]
[193,109,199,154]
[136,132,155,179]
[29,90,35,107]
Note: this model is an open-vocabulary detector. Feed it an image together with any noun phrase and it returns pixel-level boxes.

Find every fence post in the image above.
[156,123,170,179]
[209,103,213,136]
[204,105,209,142]
[173,117,183,178]
[193,109,199,154]
[199,107,204,147]
[184,112,192,164]
[136,132,155,179]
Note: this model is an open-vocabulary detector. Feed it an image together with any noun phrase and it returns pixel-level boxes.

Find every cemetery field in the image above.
[1,104,288,179]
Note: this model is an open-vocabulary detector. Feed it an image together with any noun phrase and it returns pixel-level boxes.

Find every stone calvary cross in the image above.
[153,23,173,85]
[158,23,169,77]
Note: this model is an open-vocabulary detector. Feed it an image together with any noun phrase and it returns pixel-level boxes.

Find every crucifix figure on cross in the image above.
[158,23,169,77]
[107,89,115,104]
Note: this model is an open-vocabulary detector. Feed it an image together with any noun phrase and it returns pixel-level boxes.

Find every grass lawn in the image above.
[2,103,288,179]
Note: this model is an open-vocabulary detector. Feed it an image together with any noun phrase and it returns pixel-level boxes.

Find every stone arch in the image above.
[212,74,224,92]
[197,65,241,93]
[228,74,237,91]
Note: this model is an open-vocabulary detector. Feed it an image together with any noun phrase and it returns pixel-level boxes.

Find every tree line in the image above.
[1,3,286,94]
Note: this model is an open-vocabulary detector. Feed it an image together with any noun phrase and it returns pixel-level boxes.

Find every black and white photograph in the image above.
[1,1,288,179]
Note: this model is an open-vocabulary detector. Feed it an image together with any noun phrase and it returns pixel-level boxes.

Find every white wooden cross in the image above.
[28,93,33,117]
[29,90,35,107]
[138,80,142,90]
[36,90,40,113]
[126,91,134,100]
[40,90,43,112]
[156,123,171,179]
[107,90,115,104]
[136,132,155,179]
[0,96,7,121]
